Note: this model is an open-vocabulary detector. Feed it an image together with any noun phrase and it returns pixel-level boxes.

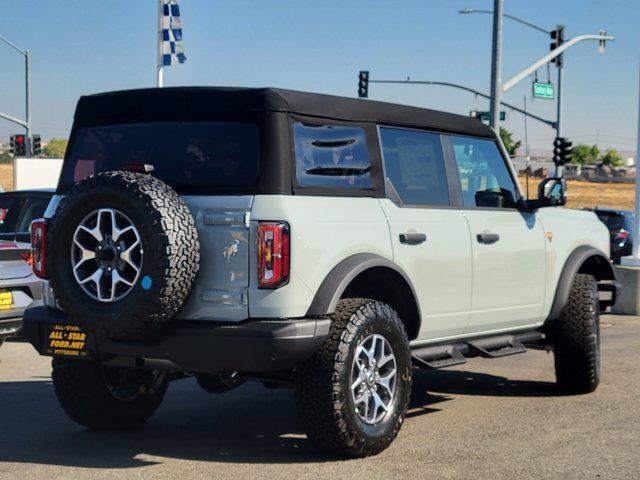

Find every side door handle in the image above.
[399,233,427,245]
[477,233,500,244]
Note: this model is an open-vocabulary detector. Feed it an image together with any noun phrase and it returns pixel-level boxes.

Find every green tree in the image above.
[0,151,12,165]
[42,138,68,158]
[499,128,522,158]
[570,144,599,166]
[600,149,624,167]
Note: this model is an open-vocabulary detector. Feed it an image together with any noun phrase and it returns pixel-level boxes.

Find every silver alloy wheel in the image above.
[350,333,397,425]
[71,208,143,302]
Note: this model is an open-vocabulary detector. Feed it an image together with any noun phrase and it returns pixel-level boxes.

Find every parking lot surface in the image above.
[1,314,638,480]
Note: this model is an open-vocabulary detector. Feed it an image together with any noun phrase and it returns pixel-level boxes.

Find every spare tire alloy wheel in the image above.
[47,171,200,340]
[71,208,143,302]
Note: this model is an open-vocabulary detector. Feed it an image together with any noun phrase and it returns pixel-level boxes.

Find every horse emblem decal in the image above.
[222,239,240,264]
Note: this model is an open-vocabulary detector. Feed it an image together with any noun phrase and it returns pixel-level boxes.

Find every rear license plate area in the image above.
[44,324,91,358]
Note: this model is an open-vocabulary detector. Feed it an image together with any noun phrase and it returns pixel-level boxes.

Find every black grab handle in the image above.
[399,233,427,245]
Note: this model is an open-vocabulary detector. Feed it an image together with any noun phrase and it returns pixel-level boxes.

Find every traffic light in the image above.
[553,137,572,165]
[32,134,42,156]
[11,134,26,156]
[550,25,565,66]
[358,70,369,98]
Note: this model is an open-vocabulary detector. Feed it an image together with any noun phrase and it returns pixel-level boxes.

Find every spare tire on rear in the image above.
[47,171,199,340]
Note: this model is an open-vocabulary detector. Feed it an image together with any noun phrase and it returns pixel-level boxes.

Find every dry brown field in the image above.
[518,176,635,211]
[0,164,13,191]
[0,163,635,211]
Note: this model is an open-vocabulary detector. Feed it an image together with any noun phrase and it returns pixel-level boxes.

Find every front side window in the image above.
[293,122,371,189]
[380,127,449,206]
[451,136,518,208]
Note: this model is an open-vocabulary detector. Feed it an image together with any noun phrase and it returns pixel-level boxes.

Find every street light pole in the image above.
[489,0,503,130]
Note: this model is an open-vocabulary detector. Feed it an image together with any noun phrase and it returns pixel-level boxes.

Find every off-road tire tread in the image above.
[51,358,168,429]
[296,298,411,458]
[47,171,199,339]
[552,273,600,394]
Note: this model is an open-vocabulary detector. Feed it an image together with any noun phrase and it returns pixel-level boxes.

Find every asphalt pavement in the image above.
[1,314,638,480]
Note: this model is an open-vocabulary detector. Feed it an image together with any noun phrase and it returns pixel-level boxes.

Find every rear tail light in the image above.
[18,251,33,267]
[258,222,290,289]
[31,219,48,279]
[615,230,629,241]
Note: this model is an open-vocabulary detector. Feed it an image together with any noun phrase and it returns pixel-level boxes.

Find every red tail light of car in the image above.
[258,222,290,289]
[614,230,629,241]
[18,251,33,267]
[31,219,48,279]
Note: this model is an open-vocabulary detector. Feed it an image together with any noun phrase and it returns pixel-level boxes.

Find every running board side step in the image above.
[411,331,545,370]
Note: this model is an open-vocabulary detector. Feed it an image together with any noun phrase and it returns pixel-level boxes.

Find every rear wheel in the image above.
[52,358,168,429]
[551,273,601,394]
[296,298,412,458]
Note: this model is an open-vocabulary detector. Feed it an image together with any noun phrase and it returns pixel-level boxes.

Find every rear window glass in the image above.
[293,122,371,189]
[596,212,625,230]
[0,196,16,233]
[63,122,260,194]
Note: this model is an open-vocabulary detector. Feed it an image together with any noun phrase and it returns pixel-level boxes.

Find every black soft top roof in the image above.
[75,87,495,138]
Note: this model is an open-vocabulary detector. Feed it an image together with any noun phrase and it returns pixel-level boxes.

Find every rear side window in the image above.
[379,127,450,206]
[293,123,371,189]
[63,122,260,194]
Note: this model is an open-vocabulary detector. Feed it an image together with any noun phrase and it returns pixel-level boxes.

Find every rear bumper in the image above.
[22,306,330,374]
[0,317,23,338]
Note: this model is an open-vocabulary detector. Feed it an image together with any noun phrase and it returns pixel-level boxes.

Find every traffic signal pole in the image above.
[25,50,31,158]
[0,34,32,157]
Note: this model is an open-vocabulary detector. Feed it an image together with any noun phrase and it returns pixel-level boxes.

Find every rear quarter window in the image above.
[293,123,371,189]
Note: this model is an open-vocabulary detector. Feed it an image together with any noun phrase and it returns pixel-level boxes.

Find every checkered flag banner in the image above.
[160,0,186,66]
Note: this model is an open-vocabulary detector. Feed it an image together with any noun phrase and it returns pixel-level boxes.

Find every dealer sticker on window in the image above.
[46,324,89,357]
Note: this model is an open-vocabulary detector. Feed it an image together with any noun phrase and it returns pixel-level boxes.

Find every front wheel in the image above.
[550,273,601,394]
[52,358,168,429]
[296,298,412,458]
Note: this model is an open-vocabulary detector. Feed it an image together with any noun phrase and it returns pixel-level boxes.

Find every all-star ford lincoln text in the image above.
[24,88,617,457]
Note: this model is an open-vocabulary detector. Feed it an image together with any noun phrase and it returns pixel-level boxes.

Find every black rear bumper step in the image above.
[411,331,544,369]
[22,306,330,374]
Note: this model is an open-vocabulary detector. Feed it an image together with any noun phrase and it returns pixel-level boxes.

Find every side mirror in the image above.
[524,177,566,209]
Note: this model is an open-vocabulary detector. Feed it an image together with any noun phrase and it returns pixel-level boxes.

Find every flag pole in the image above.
[157,0,163,87]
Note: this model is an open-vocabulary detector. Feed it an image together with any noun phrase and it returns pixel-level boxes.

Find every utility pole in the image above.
[489,0,503,130]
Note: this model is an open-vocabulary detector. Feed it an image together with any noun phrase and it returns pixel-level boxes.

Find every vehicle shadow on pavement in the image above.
[0,369,560,469]
[414,368,561,398]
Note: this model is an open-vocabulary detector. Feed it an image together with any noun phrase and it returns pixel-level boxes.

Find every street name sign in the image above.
[533,82,554,99]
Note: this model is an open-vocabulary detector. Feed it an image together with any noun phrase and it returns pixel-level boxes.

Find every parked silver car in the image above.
[0,190,53,345]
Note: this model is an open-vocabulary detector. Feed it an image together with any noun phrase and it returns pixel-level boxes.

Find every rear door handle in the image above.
[477,233,500,244]
[399,233,427,245]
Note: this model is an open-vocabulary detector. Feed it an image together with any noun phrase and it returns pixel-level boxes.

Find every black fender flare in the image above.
[305,253,421,320]
[547,246,615,321]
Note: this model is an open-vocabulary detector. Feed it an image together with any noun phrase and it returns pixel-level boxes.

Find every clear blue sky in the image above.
[1,0,638,155]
